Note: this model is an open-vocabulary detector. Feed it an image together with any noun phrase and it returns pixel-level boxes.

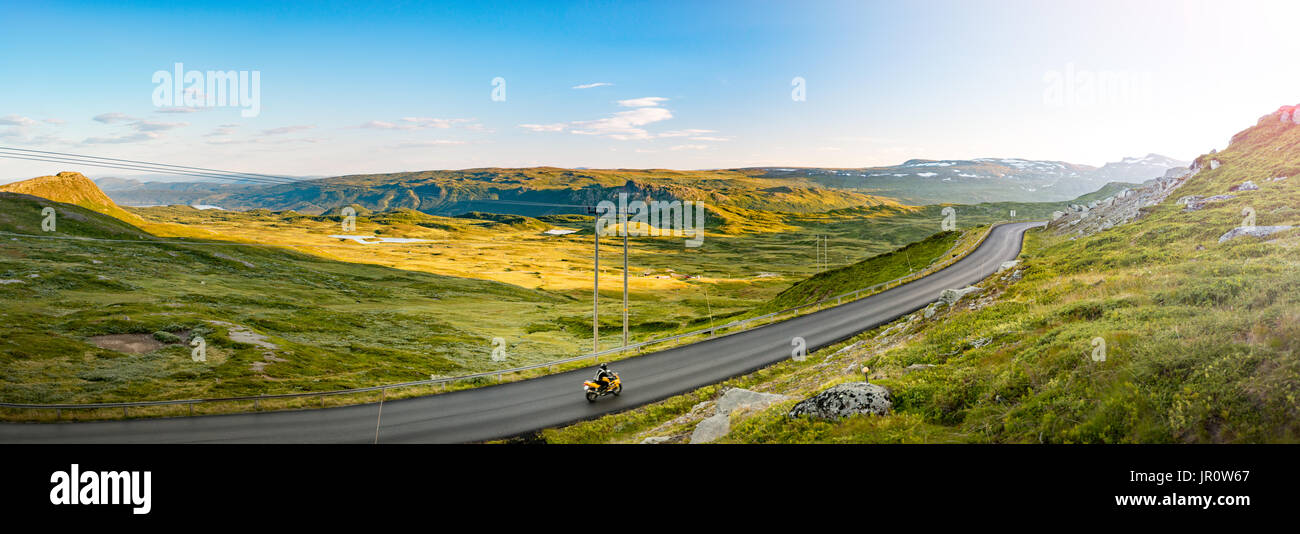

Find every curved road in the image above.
[0,222,1043,443]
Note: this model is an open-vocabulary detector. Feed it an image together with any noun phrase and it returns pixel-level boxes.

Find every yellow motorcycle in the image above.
[584,372,622,403]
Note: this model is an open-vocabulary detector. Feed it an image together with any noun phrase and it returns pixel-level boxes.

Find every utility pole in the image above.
[593,221,599,354]
[622,220,629,347]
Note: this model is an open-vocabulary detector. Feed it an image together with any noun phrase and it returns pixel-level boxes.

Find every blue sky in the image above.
[2,0,1299,181]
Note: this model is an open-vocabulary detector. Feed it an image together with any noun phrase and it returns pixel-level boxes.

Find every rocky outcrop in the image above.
[1218,226,1295,243]
[788,382,892,420]
[1278,105,1300,124]
[924,286,982,318]
[1050,168,1193,238]
[689,388,792,444]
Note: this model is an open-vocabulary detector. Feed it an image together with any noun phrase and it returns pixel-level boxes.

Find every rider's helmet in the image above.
[599,363,609,370]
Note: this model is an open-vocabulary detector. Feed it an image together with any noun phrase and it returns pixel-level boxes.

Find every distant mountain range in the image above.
[83,154,1188,214]
[742,153,1189,204]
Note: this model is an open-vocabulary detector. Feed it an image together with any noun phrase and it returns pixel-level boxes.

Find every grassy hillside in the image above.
[757,231,960,312]
[0,192,589,404]
[1,172,147,225]
[541,108,1300,444]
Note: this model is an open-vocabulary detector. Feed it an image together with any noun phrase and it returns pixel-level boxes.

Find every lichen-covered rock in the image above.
[1218,225,1295,243]
[1184,194,1236,212]
[1229,181,1259,192]
[938,286,982,306]
[788,382,891,420]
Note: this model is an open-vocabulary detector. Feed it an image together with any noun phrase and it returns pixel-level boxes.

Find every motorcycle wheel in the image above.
[612,384,622,396]
[585,391,598,403]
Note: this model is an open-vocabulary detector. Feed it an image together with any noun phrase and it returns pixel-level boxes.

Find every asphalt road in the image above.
[0,222,1044,444]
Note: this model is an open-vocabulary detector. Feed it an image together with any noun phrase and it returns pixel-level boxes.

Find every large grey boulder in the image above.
[788,382,892,420]
[1218,226,1295,243]
[690,388,792,444]
[939,286,982,306]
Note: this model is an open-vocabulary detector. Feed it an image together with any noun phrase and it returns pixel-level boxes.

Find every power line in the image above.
[0,146,305,185]
[0,152,291,186]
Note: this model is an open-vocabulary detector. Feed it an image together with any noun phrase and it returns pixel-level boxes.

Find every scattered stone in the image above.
[827,341,864,359]
[211,253,255,269]
[997,260,1020,272]
[1228,181,1259,192]
[1218,226,1296,243]
[904,363,935,374]
[0,279,23,285]
[1184,194,1236,212]
[640,436,673,445]
[788,382,892,420]
[1001,269,1023,283]
[1210,160,1221,170]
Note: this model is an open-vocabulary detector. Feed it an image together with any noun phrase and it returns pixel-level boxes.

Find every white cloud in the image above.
[359,117,478,131]
[391,140,468,149]
[359,120,403,130]
[668,144,710,151]
[516,99,720,142]
[262,125,316,136]
[133,120,189,132]
[400,117,475,129]
[617,97,668,108]
[84,132,160,144]
[519,123,568,132]
[155,107,206,114]
[204,124,240,137]
[689,136,730,142]
[571,106,673,140]
[92,112,138,124]
[0,115,38,126]
[573,82,613,89]
[656,129,714,138]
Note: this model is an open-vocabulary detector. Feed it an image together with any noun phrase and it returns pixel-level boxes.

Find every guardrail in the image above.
[1,222,1013,420]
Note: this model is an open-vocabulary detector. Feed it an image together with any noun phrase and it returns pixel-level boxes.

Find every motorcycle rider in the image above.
[593,363,617,391]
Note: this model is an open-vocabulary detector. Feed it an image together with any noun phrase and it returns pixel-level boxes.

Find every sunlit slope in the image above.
[0,172,147,225]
